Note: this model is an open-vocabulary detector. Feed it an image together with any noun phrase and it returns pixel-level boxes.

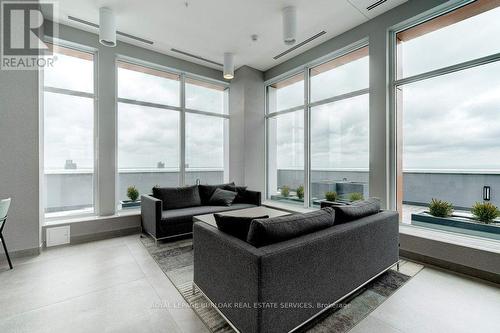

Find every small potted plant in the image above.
[296,185,304,200]
[280,186,290,198]
[349,192,364,202]
[471,202,500,224]
[121,186,141,209]
[325,191,337,202]
[428,198,453,217]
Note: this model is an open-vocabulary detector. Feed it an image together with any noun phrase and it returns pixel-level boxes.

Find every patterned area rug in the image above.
[140,235,423,333]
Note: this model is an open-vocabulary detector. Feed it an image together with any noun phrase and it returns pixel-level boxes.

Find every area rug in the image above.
[140,235,423,333]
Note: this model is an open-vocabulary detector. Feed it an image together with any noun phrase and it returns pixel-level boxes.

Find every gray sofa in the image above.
[141,183,261,242]
[193,208,399,333]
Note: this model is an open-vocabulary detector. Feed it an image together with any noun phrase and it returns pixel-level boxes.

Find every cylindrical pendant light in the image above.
[223,52,234,80]
[282,6,297,45]
[99,7,116,47]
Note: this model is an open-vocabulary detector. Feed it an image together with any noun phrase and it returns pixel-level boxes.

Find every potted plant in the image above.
[296,185,304,200]
[471,202,500,224]
[349,192,364,202]
[121,186,141,208]
[325,191,337,202]
[429,198,453,217]
[280,186,290,198]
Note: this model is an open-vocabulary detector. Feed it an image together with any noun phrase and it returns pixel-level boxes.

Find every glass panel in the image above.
[268,73,304,113]
[310,95,369,205]
[186,78,227,114]
[185,113,226,185]
[267,111,304,204]
[117,103,180,206]
[397,1,500,78]
[43,92,94,216]
[44,46,93,93]
[117,61,180,106]
[399,61,500,226]
[310,47,369,102]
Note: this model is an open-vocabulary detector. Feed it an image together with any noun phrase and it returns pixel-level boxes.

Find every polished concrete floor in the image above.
[0,234,499,333]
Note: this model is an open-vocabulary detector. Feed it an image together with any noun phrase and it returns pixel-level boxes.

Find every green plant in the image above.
[428,198,453,217]
[127,186,139,202]
[296,185,304,199]
[325,191,337,202]
[281,186,290,197]
[349,192,364,202]
[471,202,500,223]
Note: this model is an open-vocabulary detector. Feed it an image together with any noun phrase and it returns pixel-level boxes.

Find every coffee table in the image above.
[193,206,290,227]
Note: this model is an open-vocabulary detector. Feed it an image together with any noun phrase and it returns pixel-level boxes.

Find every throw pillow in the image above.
[208,188,238,206]
[332,198,380,225]
[246,207,335,248]
[198,182,235,205]
[214,214,269,241]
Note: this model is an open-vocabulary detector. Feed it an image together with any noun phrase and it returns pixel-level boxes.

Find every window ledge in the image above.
[262,200,317,214]
[399,224,500,254]
[43,209,140,227]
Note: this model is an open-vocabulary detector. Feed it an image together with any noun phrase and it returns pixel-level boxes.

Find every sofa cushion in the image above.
[160,203,256,227]
[198,182,235,205]
[214,214,269,241]
[246,207,335,248]
[153,185,201,210]
[208,188,238,206]
[332,198,380,224]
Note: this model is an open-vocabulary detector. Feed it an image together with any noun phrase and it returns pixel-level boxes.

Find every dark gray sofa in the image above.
[141,184,261,242]
[193,210,399,333]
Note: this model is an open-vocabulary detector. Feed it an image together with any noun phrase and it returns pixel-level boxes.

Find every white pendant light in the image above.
[223,52,234,80]
[282,6,297,45]
[99,7,116,47]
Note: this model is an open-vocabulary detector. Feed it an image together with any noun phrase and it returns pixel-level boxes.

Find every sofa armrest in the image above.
[141,194,162,238]
[243,189,261,206]
[193,222,263,333]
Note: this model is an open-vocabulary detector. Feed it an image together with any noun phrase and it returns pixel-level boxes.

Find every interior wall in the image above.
[263,0,447,209]
[0,0,41,255]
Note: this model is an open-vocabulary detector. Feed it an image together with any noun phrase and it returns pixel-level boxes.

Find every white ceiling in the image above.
[50,0,407,72]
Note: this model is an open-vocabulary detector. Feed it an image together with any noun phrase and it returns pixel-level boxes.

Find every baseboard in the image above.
[400,250,500,285]
[0,245,41,260]
[69,226,141,245]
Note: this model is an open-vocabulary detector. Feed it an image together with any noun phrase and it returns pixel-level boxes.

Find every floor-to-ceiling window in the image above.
[394,0,500,236]
[185,78,229,185]
[266,73,305,205]
[42,45,96,217]
[309,46,369,206]
[266,44,369,207]
[117,60,229,209]
[117,61,181,205]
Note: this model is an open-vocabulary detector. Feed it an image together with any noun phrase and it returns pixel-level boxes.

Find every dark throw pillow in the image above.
[332,198,381,225]
[198,182,235,205]
[214,214,269,241]
[208,188,238,206]
[246,207,335,248]
[232,186,248,204]
[152,185,201,210]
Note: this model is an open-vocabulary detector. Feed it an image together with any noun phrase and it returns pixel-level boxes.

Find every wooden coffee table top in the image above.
[193,206,290,227]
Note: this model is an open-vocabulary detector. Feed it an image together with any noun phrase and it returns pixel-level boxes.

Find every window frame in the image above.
[41,41,99,220]
[115,56,229,209]
[388,0,500,215]
[265,39,369,208]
